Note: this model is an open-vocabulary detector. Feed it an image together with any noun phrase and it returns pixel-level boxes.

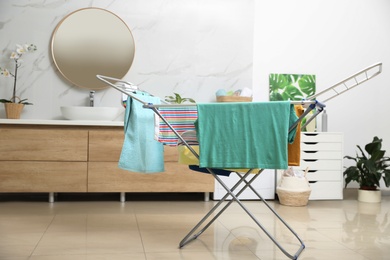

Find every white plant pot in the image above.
[358,189,381,203]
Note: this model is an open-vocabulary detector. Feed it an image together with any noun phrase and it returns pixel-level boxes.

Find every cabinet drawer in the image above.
[308,181,343,200]
[305,170,342,181]
[164,146,179,162]
[89,130,123,162]
[88,162,214,192]
[301,150,342,160]
[301,132,343,142]
[89,131,180,163]
[0,161,87,192]
[301,142,342,151]
[299,159,342,170]
[0,129,88,161]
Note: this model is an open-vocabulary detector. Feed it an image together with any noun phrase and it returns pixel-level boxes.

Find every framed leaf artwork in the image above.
[269,74,315,101]
[269,73,316,131]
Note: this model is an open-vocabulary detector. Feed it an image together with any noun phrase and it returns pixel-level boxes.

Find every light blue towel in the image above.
[118,93,164,173]
[195,101,296,170]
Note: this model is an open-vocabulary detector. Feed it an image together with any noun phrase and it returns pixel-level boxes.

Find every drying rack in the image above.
[96,62,382,260]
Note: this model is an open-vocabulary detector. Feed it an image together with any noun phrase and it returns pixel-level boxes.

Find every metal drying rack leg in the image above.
[179,168,305,260]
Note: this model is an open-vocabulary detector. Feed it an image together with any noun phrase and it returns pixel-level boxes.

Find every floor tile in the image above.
[0,192,389,259]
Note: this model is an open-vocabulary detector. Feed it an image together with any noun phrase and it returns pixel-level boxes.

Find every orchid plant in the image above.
[0,43,37,104]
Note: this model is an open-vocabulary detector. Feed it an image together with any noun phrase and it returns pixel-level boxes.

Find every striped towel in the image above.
[156,106,198,146]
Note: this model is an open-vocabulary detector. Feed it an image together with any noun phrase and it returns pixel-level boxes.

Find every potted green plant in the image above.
[0,43,37,118]
[165,93,195,104]
[344,136,390,203]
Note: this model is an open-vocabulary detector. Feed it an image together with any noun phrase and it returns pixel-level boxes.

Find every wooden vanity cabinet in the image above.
[0,124,214,195]
[0,128,88,192]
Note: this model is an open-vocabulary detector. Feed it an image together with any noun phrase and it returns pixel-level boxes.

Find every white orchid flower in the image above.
[1,43,37,104]
[10,52,20,60]
[16,44,26,54]
[0,68,11,77]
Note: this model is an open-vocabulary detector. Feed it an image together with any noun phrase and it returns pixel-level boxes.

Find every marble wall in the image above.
[0,0,253,120]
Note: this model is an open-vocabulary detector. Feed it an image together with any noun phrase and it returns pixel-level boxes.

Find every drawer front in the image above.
[301,150,342,160]
[88,162,214,192]
[301,142,343,151]
[0,129,88,161]
[89,131,179,163]
[0,161,87,192]
[301,132,343,142]
[305,170,342,181]
[298,159,342,171]
[308,181,343,200]
[164,146,180,162]
[89,130,124,162]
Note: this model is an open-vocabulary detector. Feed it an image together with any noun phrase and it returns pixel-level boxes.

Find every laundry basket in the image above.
[277,168,311,207]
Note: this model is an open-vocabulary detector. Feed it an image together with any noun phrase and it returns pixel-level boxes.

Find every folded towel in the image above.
[119,93,164,173]
[156,106,198,146]
[195,101,295,169]
[288,105,304,166]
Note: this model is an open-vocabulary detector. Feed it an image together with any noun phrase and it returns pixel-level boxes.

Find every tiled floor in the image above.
[0,191,389,260]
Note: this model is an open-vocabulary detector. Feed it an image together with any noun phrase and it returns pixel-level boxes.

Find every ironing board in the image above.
[96,62,382,260]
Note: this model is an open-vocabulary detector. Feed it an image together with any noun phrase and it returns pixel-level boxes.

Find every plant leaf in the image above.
[365,136,382,155]
[269,92,284,101]
[298,75,316,96]
[281,85,304,101]
[269,74,289,92]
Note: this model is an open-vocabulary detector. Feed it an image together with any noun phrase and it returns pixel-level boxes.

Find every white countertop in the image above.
[0,119,124,126]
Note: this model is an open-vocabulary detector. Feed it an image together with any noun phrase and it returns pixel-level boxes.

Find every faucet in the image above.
[89,91,95,107]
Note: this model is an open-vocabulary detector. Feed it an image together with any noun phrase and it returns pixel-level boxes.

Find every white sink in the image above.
[61,106,124,121]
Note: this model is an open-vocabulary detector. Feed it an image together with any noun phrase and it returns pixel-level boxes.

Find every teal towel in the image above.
[118,93,164,173]
[195,101,297,170]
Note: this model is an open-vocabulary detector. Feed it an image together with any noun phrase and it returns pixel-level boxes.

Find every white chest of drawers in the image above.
[298,132,344,200]
[214,132,344,201]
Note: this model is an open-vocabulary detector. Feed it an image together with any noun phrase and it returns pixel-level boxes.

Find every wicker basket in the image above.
[277,187,311,207]
[216,96,252,102]
[4,103,25,119]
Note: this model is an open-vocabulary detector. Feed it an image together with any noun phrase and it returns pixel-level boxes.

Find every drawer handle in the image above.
[304,133,318,136]
[303,159,318,162]
[303,151,318,154]
[309,181,318,184]
[303,142,318,145]
[308,170,317,173]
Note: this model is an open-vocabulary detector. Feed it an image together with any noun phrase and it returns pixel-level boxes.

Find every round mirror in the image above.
[51,8,135,90]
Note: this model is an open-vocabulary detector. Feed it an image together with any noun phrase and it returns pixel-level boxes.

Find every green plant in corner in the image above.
[0,43,37,105]
[344,136,390,190]
[165,93,195,104]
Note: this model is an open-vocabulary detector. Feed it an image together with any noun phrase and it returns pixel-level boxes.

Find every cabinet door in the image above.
[0,129,88,161]
[89,130,123,162]
[0,161,87,192]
